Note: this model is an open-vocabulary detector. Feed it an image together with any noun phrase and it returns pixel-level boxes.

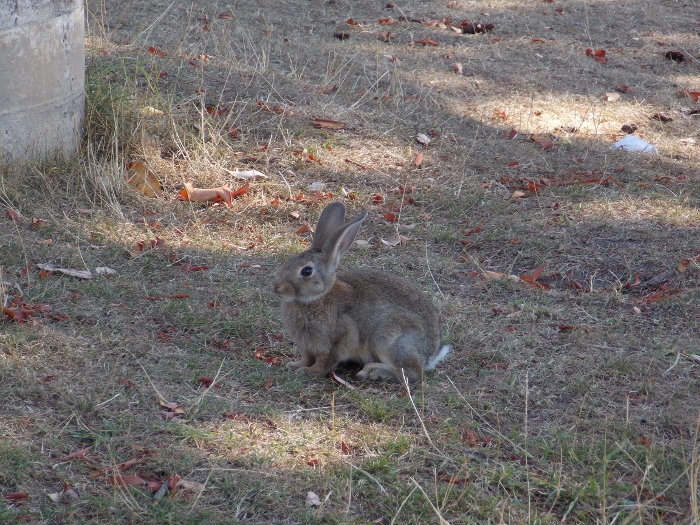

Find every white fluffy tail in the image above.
[425,344,452,371]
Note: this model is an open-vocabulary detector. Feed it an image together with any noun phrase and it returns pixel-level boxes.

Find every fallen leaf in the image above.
[381,235,408,246]
[416,133,431,145]
[176,480,206,493]
[306,491,322,508]
[507,128,517,140]
[125,161,163,197]
[296,224,309,235]
[147,46,167,58]
[330,370,356,389]
[218,13,233,19]
[665,51,684,62]
[310,118,345,130]
[6,209,20,221]
[225,169,267,180]
[2,307,36,322]
[678,259,691,272]
[606,92,621,102]
[108,475,146,487]
[384,212,398,222]
[680,90,700,103]
[641,289,681,305]
[56,448,91,461]
[414,38,439,46]
[413,152,424,167]
[94,267,117,276]
[378,18,397,25]
[493,108,508,120]
[453,62,463,74]
[650,113,673,122]
[179,182,249,205]
[461,21,494,34]
[140,106,164,117]
[341,441,350,454]
[621,124,638,134]
[36,264,92,279]
[3,492,28,501]
[530,135,554,149]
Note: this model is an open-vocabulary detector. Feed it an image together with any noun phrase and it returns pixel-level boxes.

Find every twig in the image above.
[402,370,444,457]
[342,460,386,494]
[410,478,451,525]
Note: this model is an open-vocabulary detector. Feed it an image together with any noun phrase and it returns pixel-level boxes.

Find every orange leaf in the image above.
[218,13,233,19]
[531,38,545,43]
[108,474,146,487]
[197,377,214,389]
[378,18,397,25]
[230,183,250,199]
[493,108,508,120]
[507,128,517,140]
[347,18,359,25]
[506,161,519,167]
[681,90,700,102]
[415,38,439,46]
[413,152,424,167]
[147,46,167,58]
[521,262,546,282]
[3,492,28,501]
[56,448,90,461]
[530,135,554,149]
[6,208,20,221]
[341,441,350,454]
[2,307,35,322]
[296,224,309,235]
[384,212,398,222]
[641,289,681,305]
[678,259,691,272]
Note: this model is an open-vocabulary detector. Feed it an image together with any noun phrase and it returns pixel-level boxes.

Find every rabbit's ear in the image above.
[311,202,346,251]
[323,212,368,271]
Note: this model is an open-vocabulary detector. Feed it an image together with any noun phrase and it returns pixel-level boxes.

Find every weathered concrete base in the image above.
[0,0,85,163]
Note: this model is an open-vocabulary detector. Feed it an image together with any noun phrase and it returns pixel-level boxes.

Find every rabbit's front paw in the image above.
[286,360,306,370]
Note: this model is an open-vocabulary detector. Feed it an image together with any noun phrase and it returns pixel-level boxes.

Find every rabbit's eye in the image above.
[300,266,313,277]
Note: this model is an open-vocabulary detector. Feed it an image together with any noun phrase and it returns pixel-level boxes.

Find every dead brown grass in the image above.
[1,0,699,523]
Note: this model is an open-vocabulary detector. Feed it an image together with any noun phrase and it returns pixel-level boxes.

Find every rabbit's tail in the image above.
[424,345,452,371]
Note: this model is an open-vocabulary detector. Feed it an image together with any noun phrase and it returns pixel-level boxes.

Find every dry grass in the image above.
[1,0,699,523]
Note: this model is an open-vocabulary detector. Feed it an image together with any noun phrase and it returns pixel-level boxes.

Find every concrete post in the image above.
[0,0,85,163]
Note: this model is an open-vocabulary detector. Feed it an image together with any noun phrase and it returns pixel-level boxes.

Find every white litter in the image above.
[611,135,658,154]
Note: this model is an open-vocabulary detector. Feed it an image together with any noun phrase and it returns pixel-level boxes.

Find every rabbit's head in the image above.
[273,202,367,303]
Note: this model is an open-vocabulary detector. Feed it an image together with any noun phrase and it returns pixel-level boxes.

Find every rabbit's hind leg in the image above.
[357,362,395,381]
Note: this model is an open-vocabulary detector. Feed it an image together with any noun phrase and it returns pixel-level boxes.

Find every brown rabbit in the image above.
[272,201,450,382]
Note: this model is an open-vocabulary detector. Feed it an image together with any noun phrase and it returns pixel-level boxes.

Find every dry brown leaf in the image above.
[3,492,28,501]
[413,152,424,167]
[176,480,206,493]
[310,118,346,130]
[56,448,91,461]
[678,259,691,272]
[125,161,163,197]
[530,135,554,149]
[37,264,93,279]
[6,208,20,222]
[381,235,408,246]
[108,474,146,487]
[606,92,621,102]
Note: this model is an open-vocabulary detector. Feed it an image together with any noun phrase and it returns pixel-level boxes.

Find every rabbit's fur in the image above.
[273,202,450,382]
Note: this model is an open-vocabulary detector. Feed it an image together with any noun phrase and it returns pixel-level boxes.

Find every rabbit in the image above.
[272,201,451,382]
